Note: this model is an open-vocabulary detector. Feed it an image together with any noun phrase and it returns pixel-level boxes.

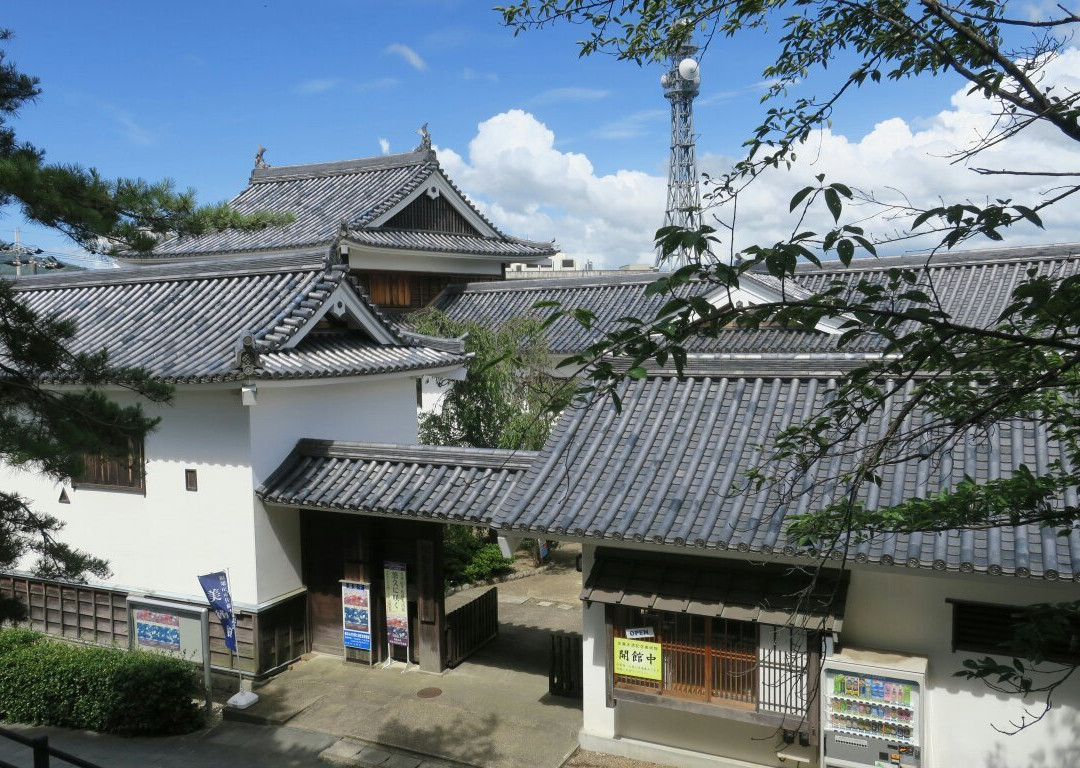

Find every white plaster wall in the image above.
[4,389,261,605]
[418,375,447,416]
[245,377,420,603]
[842,567,1080,768]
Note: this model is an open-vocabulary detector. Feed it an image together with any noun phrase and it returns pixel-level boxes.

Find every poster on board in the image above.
[134,609,181,652]
[384,562,409,647]
[341,581,372,651]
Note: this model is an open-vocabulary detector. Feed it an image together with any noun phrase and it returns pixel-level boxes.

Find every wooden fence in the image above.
[549,631,583,698]
[444,586,498,668]
[0,573,307,678]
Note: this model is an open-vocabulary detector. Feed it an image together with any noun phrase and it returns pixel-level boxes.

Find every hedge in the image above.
[0,628,203,735]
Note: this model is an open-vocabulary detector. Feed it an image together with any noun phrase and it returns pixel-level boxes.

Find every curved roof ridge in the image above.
[9,249,330,292]
[450,272,670,294]
[293,438,538,469]
[788,242,1080,274]
[249,150,431,183]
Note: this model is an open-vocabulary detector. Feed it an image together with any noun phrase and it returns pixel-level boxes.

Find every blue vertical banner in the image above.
[197,571,237,653]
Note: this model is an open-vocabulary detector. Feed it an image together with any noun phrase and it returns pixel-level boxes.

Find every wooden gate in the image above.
[444,587,498,667]
[549,631,583,698]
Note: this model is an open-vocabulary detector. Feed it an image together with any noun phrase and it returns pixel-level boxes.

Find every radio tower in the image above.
[656,40,703,270]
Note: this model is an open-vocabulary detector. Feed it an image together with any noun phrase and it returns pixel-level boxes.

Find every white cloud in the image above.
[293,78,341,95]
[463,68,498,83]
[385,43,427,72]
[697,47,1080,256]
[439,49,1080,270]
[355,77,398,93]
[593,109,667,140]
[529,87,610,105]
[439,110,665,268]
[379,138,390,155]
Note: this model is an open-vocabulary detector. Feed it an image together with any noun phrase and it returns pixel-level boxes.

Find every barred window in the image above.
[611,606,810,715]
[75,438,145,492]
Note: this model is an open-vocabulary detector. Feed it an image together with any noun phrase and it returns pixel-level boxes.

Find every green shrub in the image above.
[445,525,485,586]
[0,629,203,735]
[462,543,514,583]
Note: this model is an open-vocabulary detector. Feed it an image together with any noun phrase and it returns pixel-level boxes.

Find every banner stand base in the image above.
[226,690,259,710]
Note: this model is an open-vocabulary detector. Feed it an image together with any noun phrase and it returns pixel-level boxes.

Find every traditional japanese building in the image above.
[121,132,557,313]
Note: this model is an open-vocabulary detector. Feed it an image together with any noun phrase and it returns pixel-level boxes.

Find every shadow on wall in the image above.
[375,711,500,767]
[983,703,1080,768]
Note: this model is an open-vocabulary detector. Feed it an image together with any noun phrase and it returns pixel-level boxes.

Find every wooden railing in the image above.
[444,587,498,668]
[549,632,583,698]
[615,638,758,707]
[0,727,103,768]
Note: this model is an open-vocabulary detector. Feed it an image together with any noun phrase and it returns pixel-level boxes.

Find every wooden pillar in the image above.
[415,524,445,672]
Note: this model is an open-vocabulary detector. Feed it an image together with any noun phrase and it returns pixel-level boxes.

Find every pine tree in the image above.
[0,30,287,621]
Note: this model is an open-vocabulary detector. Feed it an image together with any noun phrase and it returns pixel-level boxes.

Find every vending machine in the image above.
[821,648,928,768]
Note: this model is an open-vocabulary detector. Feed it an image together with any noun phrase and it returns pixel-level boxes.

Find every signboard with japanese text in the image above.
[341,580,372,651]
[384,562,409,647]
[614,637,663,681]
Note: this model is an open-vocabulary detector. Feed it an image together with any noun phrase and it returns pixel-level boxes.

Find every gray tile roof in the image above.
[494,362,1080,582]
[433,244,1080,357]
[788,242,1080,330]
[142,150,555,260]
[428,272,864,355]
[257,439,536,523]
[9,251,466,384]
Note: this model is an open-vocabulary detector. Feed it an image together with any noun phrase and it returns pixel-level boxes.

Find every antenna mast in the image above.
[656,38,703,270]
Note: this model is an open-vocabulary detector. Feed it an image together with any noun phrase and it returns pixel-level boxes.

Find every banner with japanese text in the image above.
[384,562,409,647]
[197,571,237,652]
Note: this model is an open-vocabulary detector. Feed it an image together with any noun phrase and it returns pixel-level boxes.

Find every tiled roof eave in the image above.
[496,524,1078,583]
[127,238,334,261]
[346,234,556,259]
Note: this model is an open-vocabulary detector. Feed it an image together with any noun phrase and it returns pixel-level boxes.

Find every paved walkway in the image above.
[221,545,585,768]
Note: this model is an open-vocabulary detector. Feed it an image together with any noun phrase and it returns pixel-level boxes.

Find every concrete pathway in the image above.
[0,720,336,768]
[223,545,586,768]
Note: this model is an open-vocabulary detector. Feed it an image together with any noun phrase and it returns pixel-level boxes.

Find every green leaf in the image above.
[627,367,648,379]
[789,185,814,212]
[824,187,842,222]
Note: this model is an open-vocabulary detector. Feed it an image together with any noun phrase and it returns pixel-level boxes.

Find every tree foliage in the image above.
[499,0,1080,729]
[0,30,288,617]
[411,309,574,451]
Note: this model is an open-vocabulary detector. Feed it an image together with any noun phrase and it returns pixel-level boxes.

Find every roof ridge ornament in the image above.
[234,330,261,376]
[414,122,435,161]
[254,145,269,170]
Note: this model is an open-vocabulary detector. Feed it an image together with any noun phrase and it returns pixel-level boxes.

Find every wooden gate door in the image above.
[301,511,366,655]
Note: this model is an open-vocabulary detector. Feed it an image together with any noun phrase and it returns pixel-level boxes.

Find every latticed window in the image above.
[611,605,811,716]
[75,438,145,491]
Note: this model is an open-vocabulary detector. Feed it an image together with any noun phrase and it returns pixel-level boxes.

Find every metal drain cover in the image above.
[416,687,443,699]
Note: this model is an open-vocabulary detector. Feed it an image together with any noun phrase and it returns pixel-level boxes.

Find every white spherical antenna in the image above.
[660,73,670,87]
[678,58,699,81]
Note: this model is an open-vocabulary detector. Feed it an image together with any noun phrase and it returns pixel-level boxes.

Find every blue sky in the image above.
[4,2,1076,268]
